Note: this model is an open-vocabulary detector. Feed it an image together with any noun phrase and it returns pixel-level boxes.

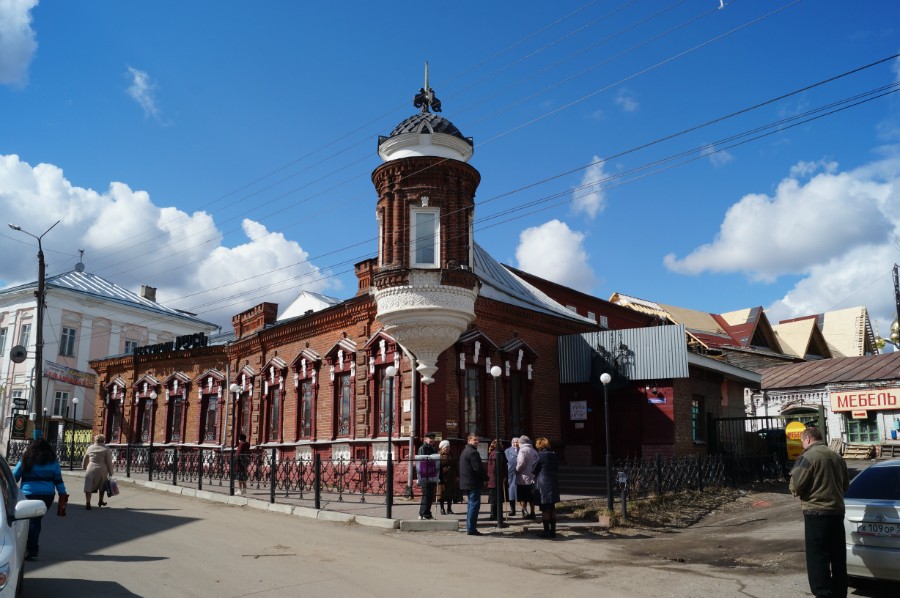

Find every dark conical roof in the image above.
[385,112,473,146]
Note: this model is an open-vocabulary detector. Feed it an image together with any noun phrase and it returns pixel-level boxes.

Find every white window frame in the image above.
[59,327,77,357]
[0,327,7,356]
[54,391,69,417]
[124,340,138,355]
[410,207,440,268]
[18,323,31,348]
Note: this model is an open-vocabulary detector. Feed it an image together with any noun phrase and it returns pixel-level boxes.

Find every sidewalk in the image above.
[60,470,602,534]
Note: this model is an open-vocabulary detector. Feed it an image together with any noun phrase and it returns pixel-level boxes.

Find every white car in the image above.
[844,459,900,583]
[0,456,48,596]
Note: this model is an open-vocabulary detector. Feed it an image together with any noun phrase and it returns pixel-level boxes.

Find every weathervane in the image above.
[413,61,442,113]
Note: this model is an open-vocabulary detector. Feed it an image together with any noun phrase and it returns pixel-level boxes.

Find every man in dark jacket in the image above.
[459,433,487,536]
[789,426,849,598]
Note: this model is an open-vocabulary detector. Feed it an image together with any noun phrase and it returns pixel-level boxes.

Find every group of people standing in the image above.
[418,433,560,538]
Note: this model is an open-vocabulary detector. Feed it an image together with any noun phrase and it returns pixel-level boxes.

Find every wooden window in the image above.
[18,323,31,348]
[299,380,313,438]
[59,327,77,357]
[139,399,154,443]
[509,373,527,438]
[53,391,69,417]
[464,367,480,436]
[201,395,218,442]
[846,413,878,443]
[106,399,121,443]
[378,368,392,434]
[239,393,251,438]
[166,396,184,442]
[337,373,352,436]
[691,395,706,442]
[265,385,280,443]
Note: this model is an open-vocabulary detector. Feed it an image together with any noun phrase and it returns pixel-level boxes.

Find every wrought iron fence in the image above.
[7,440,415,509]
[614,453,789,500]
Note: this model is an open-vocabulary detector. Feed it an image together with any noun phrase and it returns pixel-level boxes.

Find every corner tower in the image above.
[372,66,480,383]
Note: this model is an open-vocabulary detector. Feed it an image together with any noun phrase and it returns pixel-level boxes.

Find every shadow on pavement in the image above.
[25,578,143,597]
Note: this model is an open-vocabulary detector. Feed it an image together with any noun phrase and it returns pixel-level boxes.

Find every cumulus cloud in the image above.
[614,88,639,112]
[0,0,38,88]
[571,157,609,219]
[126,66,163,121]
[515,219,596,292]
[0,154,336,326]
[665,154,900,332]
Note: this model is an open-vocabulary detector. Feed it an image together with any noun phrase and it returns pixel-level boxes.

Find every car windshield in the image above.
[845,465,900,501]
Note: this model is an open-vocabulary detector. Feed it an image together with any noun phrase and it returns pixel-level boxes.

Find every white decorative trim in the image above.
[527,364,533,381]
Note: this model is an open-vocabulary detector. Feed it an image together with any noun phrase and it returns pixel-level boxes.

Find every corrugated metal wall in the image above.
[559,324,689,383]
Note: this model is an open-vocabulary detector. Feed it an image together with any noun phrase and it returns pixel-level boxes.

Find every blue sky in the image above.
[2,0,900,339]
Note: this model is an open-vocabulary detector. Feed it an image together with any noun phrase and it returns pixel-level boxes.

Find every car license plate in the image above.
[856,522,900,537]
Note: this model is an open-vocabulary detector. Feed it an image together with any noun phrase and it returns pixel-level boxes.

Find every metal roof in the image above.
[3,269,219,329]
[474,243,595,325]
[761,351,900,389]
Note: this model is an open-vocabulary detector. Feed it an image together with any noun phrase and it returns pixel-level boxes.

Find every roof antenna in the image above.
[75,249,85,273]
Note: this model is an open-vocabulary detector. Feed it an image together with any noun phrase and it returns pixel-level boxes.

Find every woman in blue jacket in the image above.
[13,438,68,560]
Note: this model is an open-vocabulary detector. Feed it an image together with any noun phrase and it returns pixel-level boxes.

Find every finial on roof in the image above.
[413,61,442,114]
[75,249,85,272]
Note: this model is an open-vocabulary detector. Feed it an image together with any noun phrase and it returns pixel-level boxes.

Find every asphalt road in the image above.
[20,473,896,598]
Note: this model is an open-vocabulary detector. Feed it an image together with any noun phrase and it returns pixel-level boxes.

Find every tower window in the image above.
[411,208,439,267]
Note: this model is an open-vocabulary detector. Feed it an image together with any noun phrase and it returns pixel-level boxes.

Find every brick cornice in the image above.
[476,297,596,336]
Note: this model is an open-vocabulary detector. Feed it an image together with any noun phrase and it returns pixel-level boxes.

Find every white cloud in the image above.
[515,219,596,292]
[665,153,900,331]
[571,157,608,219]
[700,143,735,167]
[788,159,838,179]
[0,0,38,88]
[126,66,163,121]
[614,88,639,112]
[0,154,336,326]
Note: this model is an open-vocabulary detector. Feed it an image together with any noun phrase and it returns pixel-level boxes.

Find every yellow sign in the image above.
[785,421,806,461]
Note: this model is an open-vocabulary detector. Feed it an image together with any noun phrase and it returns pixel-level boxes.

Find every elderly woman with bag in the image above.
[83,434,114,509]
[436,440,459,515]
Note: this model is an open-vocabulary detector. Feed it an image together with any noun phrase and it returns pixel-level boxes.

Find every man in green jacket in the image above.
[789,426,849,598]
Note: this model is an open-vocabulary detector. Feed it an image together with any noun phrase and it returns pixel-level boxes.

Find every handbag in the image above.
[106,477,120,497]
[56,493,68,517]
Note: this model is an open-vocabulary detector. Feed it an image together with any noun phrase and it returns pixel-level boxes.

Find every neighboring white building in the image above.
[0,266,217,450]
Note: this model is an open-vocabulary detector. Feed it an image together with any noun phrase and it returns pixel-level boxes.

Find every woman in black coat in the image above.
[532,437,560,538]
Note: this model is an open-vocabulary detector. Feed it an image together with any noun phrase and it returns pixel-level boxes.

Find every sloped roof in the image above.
[820,306,877,357]
[771,318,832,359]
[475,243,594,325]
[762,351,900,389]
[1,269,217,329]
[278,290,341,321]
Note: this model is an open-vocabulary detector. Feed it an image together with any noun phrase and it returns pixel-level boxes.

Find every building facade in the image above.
[0,267,217,450]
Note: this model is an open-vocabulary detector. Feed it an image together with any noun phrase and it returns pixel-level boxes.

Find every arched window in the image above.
[291,349,320,441]
[133,377,160,443]
[456,329,499,438]
[364,332,400,438]
[104,379,126,443]
[195,370,224,443]
[324,337,357,439]
[261,357,287,444]
[500,338,537,438]
[164,373,191,443]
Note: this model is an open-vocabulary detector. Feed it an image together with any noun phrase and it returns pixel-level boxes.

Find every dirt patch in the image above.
[558,483,807,574]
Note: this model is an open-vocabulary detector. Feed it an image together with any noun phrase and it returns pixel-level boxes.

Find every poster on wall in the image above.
[44,360,97,388]
[570,400,587,421]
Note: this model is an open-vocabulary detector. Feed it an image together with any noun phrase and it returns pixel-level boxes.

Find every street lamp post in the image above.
[600,372,613,512]
[490,365,505,529]
[70,397,79,471]
[148,391,158,481]
[42,408,47,438]
[8,220,60,437]
[229,383,241,496]
[385,366,397,519]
